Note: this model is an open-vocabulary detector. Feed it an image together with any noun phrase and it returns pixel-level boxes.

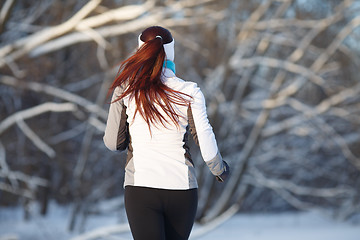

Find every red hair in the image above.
[109,27,191,129]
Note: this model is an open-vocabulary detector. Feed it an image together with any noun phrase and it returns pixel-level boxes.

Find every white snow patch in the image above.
[193,212,360,240]
[1,203,359,240]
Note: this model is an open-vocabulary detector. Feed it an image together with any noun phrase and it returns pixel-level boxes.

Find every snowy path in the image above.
[0,203,359,240]
[193,212,360,240]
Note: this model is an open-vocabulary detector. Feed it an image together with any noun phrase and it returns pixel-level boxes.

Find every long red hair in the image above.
[109,27,191,129]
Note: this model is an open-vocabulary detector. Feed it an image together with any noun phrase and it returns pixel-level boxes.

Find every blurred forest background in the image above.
[1,0,360,237]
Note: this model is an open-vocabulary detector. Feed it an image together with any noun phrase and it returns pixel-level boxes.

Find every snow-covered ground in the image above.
[194,211,360,240]
[0,202,359,240]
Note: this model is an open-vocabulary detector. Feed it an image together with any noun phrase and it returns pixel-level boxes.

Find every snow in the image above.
[193,212,360,240]
[0,202,359,240]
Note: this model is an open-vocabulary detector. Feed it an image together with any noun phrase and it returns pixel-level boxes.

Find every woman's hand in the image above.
[216,161,230,182]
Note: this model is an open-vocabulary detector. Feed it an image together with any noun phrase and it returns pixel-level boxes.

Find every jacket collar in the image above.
[162,67,176,79]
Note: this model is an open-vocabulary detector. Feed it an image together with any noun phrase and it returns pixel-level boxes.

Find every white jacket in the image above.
[103,68,224,190]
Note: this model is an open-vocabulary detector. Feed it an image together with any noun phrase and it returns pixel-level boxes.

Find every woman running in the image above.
[103,26,229,240]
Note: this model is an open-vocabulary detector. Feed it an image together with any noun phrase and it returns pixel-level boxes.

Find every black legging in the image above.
[124,186,198,240]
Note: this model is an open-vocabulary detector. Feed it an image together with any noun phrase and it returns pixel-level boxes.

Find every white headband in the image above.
[138,34,175,61]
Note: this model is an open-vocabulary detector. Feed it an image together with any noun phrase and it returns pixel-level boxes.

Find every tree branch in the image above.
[0,102,77,135]
[15,118,56,158]
[0,76,107,120]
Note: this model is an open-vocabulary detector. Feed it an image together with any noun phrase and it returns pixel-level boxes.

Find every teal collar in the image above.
[163,60,176,74]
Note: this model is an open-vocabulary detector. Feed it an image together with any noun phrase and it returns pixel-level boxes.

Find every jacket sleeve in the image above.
[103,86,129,151]
[189,86,226,176]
